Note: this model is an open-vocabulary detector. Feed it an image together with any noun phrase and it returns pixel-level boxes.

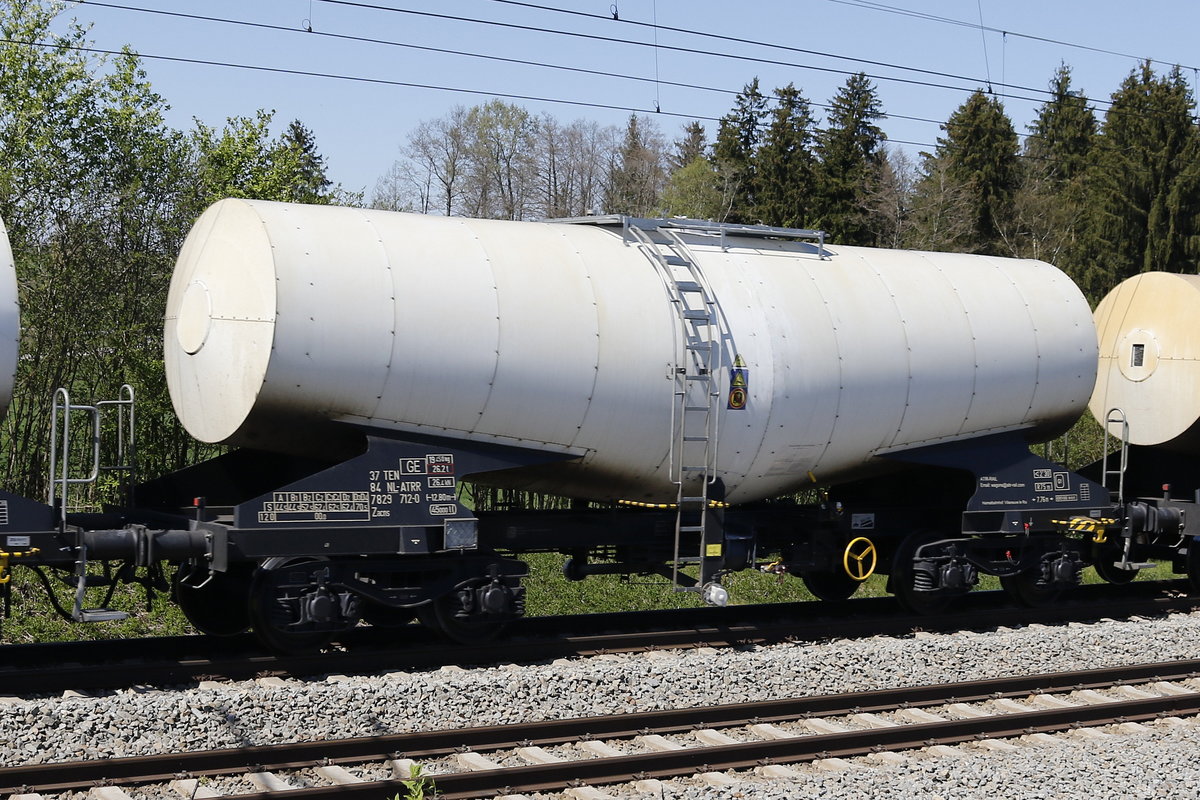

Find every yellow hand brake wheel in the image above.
[843,536,878,581]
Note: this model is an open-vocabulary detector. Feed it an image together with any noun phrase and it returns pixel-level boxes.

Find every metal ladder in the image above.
[625,221,722,593]
[1101,407,1129,504]
[550,215,827,599]
[48,385,137,622]
[1101,407,1151,572]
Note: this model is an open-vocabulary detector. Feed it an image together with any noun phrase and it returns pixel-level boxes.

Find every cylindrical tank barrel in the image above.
[165,200,1097,503]
[1090,272,1200,449]
[0,216,18,421]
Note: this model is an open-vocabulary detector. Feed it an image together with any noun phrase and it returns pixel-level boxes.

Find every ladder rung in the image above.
[680,465,709,472]
[675,280,702,292]
[664,255,688,266]
[684,374,711,381]
[686,342,712,351]
[682,435,709,442]
[679,525,704,533]
[78,608,129,622]
[680,496,707,504]
[684,405,709,412]
[682,311,711,322]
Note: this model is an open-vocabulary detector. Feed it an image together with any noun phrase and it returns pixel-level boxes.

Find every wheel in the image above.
[891,532,954,615]
[1093,556,1138,585]
[173,563,253,636]
[417,586,508,645]
[1187,541,1200,594]
[801,570,861,602]
[248,558,340,654]
[1000,568,1068,607]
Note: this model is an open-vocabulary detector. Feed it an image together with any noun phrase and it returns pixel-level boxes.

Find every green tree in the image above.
[1026,65,1096,187]
[712,78,768,222]
[0,1,342,497]
[911,90,1019,253]
[813,73,886,244]
[189,111,306,211]
[1004,65,1096,263]
[754,84,817,228]
[661,157,722,219]
[1076,62,1200,297]
[464,100,538,220]
[280,119,333,204]
[667,121,706,172]
[0,1,199,496]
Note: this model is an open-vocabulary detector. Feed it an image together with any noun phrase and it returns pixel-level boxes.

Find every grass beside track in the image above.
[0,553,1178,644]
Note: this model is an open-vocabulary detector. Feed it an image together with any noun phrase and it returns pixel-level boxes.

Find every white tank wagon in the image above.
[1090,272,1200,449]
[0,216,19,420]
[165,199,1097,505]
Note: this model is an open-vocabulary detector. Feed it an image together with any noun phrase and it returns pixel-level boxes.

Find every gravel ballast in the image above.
[5,610,1200,798]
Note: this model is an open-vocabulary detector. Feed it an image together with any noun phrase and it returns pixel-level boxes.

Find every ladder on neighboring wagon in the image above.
[625,220,723,592]
[1101,407,1130,504]
[48,384,137,622]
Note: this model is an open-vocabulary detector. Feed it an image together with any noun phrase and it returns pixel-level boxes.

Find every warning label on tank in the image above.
[728,355,749,410]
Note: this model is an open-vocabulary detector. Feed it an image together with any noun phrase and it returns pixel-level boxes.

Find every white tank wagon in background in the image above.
[164,199,1097,505]
[0,216,19,420]
[1090,272,1200,450]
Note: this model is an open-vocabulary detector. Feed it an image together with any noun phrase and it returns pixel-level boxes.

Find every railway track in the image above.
[1,581,1197,696]
[4,657,1200,798]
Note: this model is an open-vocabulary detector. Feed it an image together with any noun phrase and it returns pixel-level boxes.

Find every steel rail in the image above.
[1,582,1196,695]
[3,657,1200,793]
[358,692,1200,799]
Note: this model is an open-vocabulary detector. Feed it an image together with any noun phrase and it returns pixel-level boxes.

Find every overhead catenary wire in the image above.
[314,0,1196,131]
[62,1,961,128]
[477,0,1177,116]
[822,0,1200,77]
[71,0,1188,123]
[41,2,1196,163]
[0,33,1109,169]
[315,0,1047,102]
[0,35,722,122]
[484,0,1036,97]
[976,0,993,92]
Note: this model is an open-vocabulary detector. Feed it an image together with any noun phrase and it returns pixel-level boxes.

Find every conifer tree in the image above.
[712,79,768,222]
[755,84,817,228]
[1078,62,1200,296]
[813,73,886,244]
[1025,65,1096,187]
[281,119,333,204]
[1007,65,1096,264]
[668,121,707,172]
[910,90,1018,254]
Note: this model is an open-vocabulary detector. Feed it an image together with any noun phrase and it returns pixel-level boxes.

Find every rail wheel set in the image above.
[0,202,1196,651]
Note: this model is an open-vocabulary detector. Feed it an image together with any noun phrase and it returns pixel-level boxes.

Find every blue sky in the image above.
[53,0,1200,196]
